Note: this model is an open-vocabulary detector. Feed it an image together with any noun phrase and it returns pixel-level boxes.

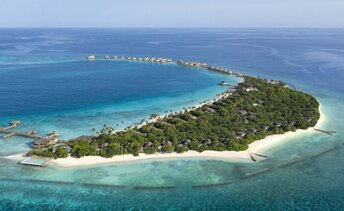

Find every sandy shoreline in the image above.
[46,104,325,168]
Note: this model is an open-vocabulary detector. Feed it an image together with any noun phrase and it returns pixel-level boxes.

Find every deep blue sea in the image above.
[0,28,343,210]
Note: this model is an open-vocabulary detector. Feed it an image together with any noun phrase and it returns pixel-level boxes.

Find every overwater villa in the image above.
[10,120,21,126]
[207,66,233,75]
[177,60,208,67]
[48,131,60,137]
[87,55,96,61]
[112,56,173,63]
[84,54,243,78]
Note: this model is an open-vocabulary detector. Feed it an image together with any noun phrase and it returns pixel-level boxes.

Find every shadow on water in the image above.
[240,168,272,180]
[192,181,232,189]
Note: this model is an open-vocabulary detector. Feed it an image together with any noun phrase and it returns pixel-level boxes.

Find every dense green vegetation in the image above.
[29,76,320,159]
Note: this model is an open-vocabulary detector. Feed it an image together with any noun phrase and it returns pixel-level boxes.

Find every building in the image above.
[180,139,192,146]
[10,120,21,126]
[236,132,246,138]
[33,138,57,149]
[87,55,96,61]
[52,144,72,153]
[48,131,60,137]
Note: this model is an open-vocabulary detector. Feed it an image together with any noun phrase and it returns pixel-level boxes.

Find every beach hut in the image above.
[180,139,192,146]
[202,139,212,145]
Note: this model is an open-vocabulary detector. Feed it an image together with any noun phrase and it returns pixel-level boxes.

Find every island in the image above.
[28,75,320,161]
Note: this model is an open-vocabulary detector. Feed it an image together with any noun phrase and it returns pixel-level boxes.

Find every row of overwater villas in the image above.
[87,55,173,63]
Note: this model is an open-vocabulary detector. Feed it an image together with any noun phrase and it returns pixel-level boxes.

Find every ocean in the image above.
[0,28,343,210]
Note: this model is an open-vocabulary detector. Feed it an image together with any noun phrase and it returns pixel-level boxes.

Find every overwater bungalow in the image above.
[87,55,96,61]
[10,120,21,126]
[48,131,60,137]
[27,129,37,134]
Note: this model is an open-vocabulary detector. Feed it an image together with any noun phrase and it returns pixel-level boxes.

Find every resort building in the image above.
[33,138,57,149]
[236,132,246,138]
[52,144,72,153]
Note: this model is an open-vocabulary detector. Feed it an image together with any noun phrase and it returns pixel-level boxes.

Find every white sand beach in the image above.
[49,105,325,168]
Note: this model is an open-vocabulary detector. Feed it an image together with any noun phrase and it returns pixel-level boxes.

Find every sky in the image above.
[0,0,343,28]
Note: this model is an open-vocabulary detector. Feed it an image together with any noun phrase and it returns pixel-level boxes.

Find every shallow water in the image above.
[0,28,343,210]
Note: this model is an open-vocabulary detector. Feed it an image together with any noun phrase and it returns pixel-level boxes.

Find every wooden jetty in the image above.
[1,120,21,131]
[3,132,16,139]
[19,156,51,167]
[0,120,59,140]
[0,120,40,139]
[0,128,40,139]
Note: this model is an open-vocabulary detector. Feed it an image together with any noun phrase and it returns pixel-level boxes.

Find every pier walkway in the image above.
[19,156,51,167]
[0,121,58,140]
[0,128,41,139]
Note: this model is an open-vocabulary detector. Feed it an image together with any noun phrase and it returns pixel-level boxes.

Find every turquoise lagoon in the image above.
[0,59,236,155]
[0,29,343,210]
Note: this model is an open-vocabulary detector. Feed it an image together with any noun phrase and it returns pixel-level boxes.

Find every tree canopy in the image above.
[29,76,320,159]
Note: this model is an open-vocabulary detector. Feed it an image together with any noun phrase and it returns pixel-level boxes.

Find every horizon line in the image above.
[0,26,344,29]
